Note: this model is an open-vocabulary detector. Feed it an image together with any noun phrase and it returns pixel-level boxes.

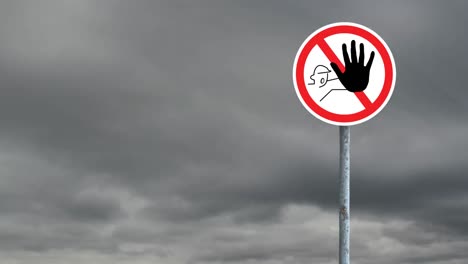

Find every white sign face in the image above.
[292,22,396,126]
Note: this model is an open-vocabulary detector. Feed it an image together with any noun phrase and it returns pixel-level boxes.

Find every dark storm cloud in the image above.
[0,0,467,263]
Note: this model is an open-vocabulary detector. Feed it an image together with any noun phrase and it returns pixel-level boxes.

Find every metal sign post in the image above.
[339,126,350,264]
[293,22,396,264]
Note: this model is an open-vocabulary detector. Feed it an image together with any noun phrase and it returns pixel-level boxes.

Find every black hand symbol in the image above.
[330,40,375,92]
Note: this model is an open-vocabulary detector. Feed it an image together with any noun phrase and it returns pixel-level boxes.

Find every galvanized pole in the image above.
[339,126,350,264]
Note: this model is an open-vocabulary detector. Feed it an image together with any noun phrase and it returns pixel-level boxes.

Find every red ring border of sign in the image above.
[293,22,396,126]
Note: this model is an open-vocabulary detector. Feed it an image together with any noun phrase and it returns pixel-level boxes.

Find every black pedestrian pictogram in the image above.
[307,65,346,102]
[308,65,337,88]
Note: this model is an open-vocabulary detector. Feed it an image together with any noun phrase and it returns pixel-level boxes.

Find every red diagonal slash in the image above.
[317,39,373,109]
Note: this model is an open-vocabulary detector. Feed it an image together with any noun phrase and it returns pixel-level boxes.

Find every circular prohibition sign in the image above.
[292,22,396,126]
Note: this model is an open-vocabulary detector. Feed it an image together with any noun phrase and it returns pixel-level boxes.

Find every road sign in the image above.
[292,22,396,126]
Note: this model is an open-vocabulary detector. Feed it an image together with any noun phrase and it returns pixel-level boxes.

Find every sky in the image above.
[0,0,467,263]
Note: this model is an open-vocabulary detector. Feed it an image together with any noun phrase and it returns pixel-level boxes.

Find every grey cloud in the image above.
[0,0,466,263]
